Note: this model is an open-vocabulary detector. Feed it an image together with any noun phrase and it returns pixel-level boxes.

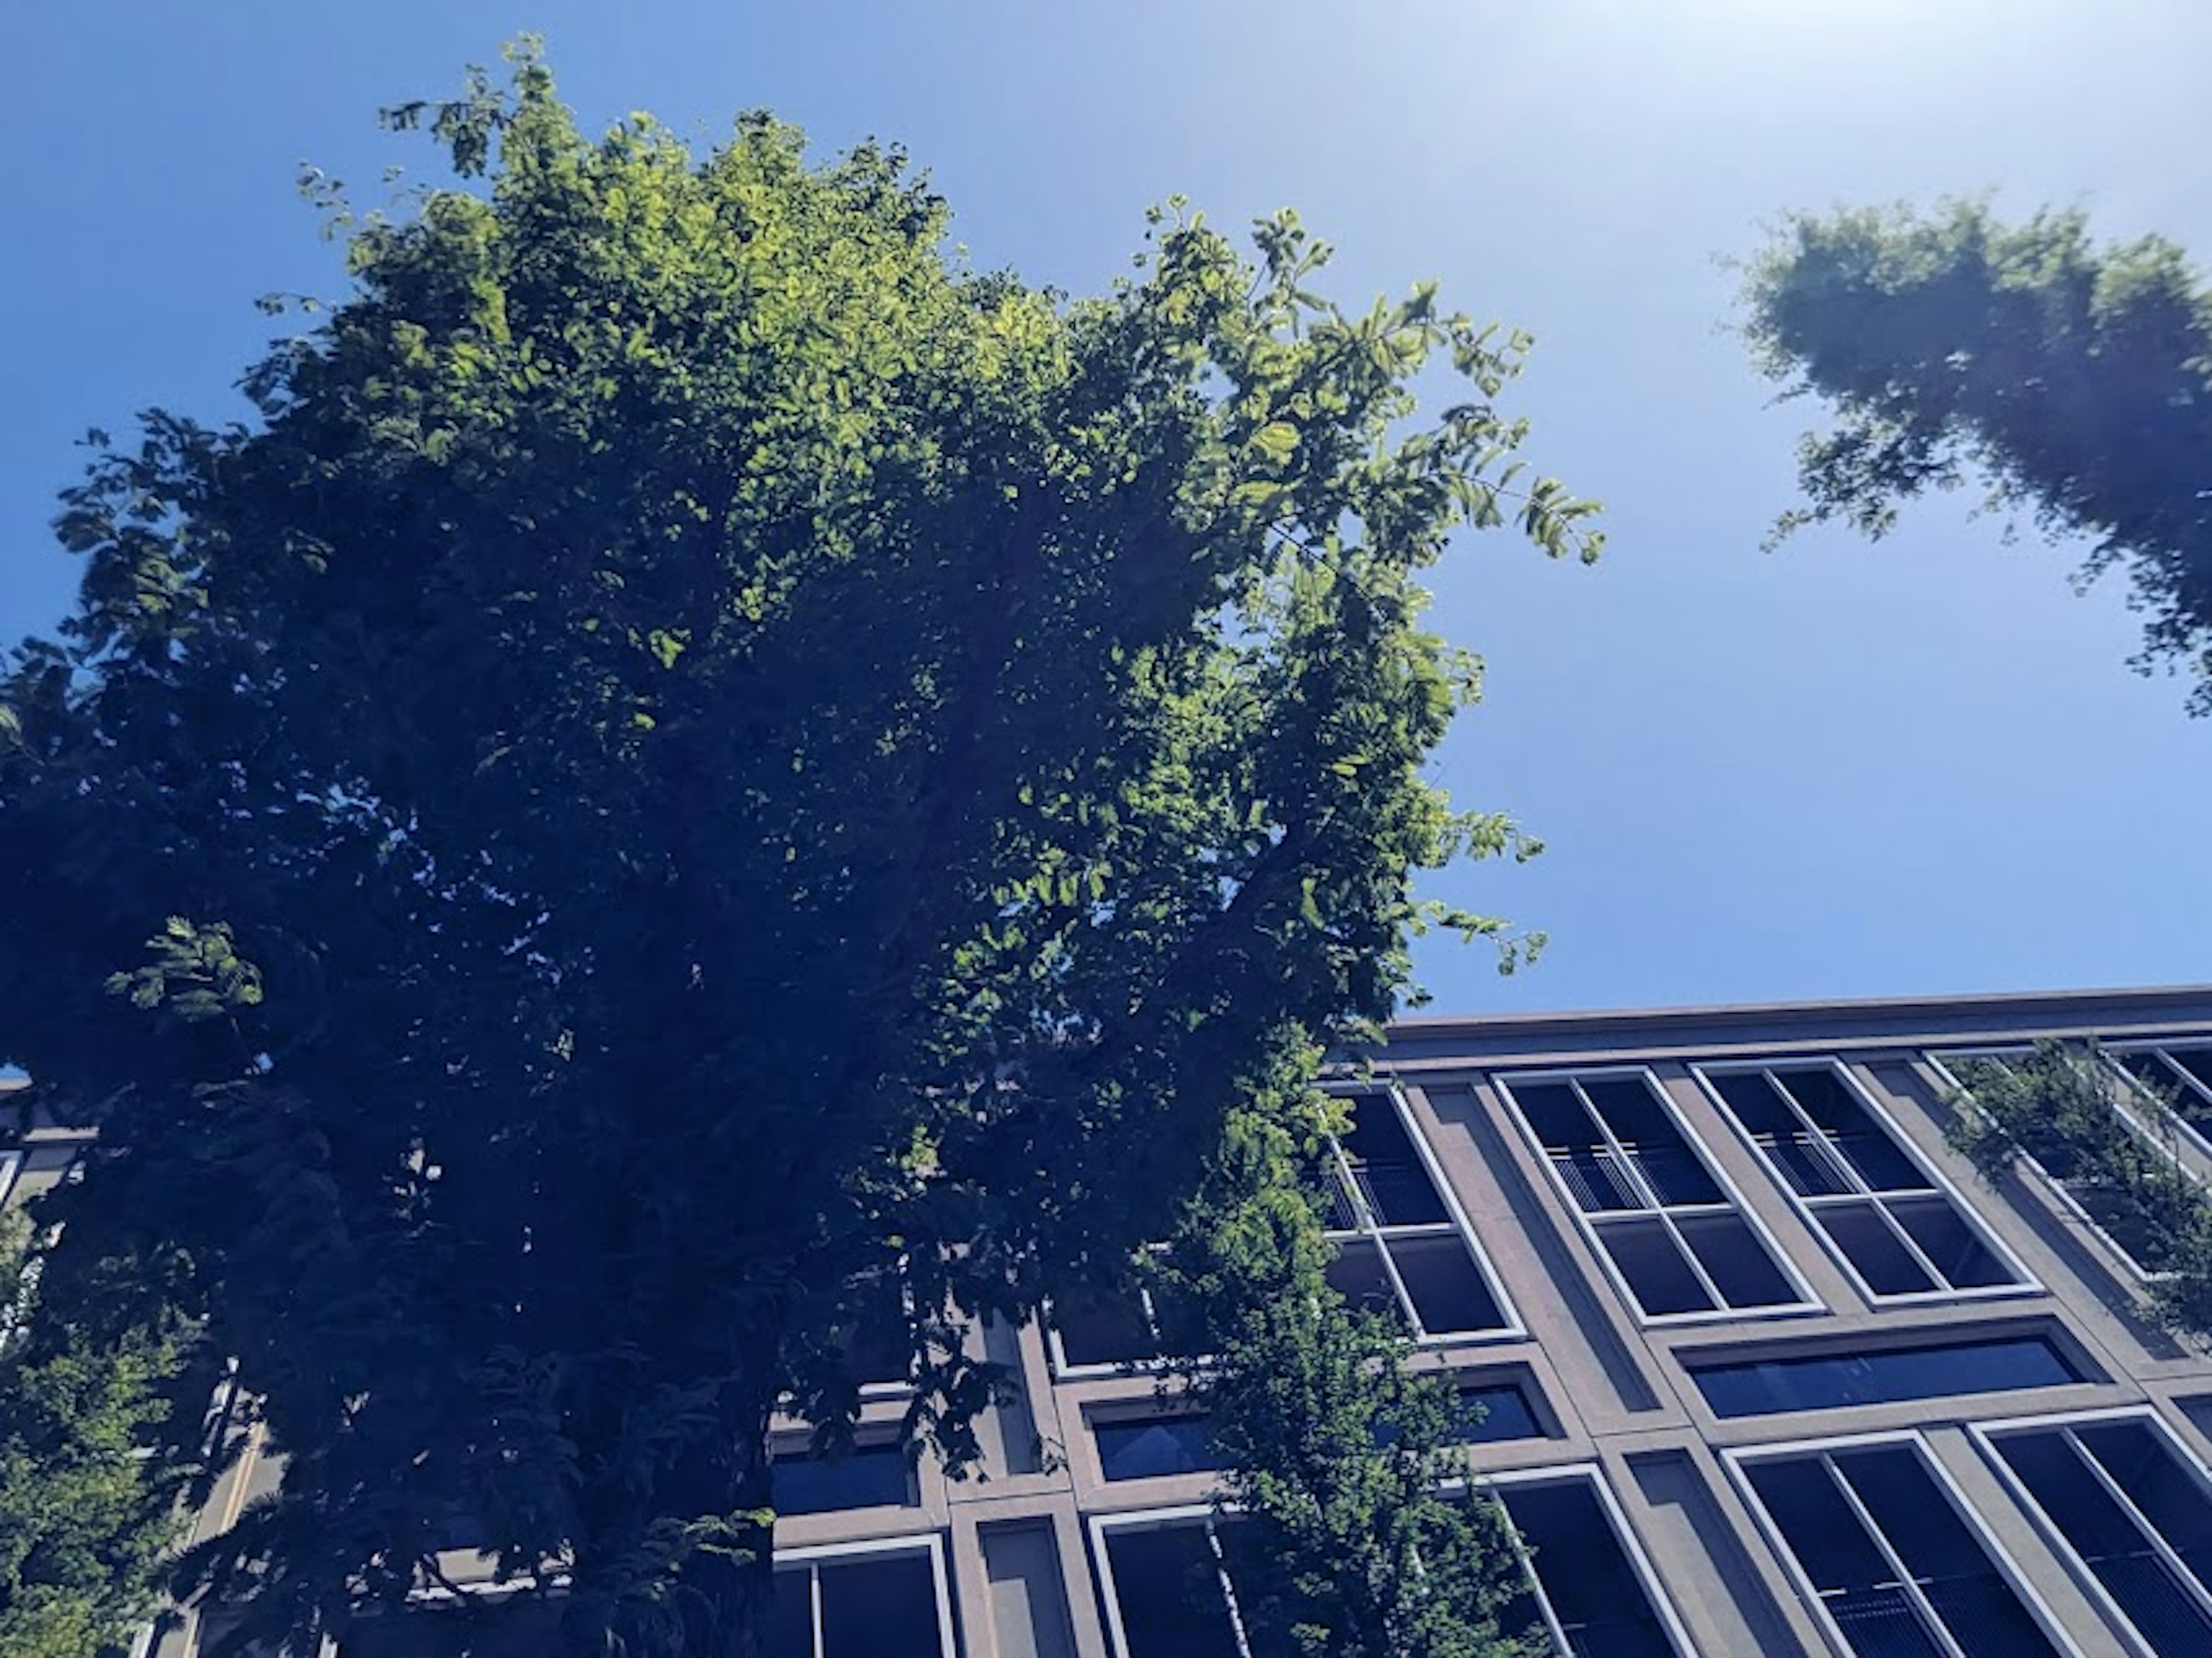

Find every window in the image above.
[1691,1334,2085,1420]
[1312,1087,1520,1342]
[1095,1413,1219,1482]
[1045,1255,1202,1373]
[1096,1475,1680,1658]
[2108,1044,2212,1152]
[1493,1469,1695,1657]
[1733,1437,2069,1658]
[768,1540,957,1658]
[1930,1046,2183,1281]
[339,1593,562,1657]
[1977,1411,2212,1657]
[1459,1381,1544,1444]
[1495,1068,1815,1322]
[1092,1512,1249,1658]
[772,1439,914,1515]
[1050,1088,1517,1372]
[1699,1061,2031,1302]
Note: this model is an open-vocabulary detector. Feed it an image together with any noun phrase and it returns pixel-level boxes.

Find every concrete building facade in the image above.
[15,984,2212,1657]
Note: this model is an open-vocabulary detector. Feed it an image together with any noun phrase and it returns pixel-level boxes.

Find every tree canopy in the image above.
[0,43,1596,1656]
[1742,201,2212,710]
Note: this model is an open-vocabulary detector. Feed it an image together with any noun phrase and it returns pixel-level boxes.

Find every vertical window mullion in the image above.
[1203,1520,1257,1658]
[2063,1425,2212,1628]
[1824,1455,1975,1658]
[809,1561,826,1658]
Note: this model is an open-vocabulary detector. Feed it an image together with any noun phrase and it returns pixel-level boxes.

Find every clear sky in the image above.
[3,0,2206,1019]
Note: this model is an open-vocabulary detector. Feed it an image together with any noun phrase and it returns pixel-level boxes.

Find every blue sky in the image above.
[3,0,2206,1018]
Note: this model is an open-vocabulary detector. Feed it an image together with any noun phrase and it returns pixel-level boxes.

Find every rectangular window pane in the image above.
[773,1443,912,1515]
[1747,1457,1939,1657]
[1499,1479,1678,1658]
[1459,1383,1543,1444]
[1773,1068,1934,1193]
[1814,1203,1938,1296]
[1053,1287,1156,1369]
[1744,1444,2065,1658]
[1889,1198,2010,1289]
[1325,1237,1404,1327]
[1994,1419,2212,1656]
[1599,1217,1715,1316]
[1388,1233,1504,1335]
[819,1553,945,1658]
[1336,1091,1450,1226]
[1101,1526,1242,1658]
[1096,1416,1219,1482]
[1693,1335,2082,1418]
[1676,1212,1797,1308]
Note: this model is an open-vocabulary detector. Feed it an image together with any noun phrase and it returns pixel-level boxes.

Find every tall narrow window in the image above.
[1979,1412,2212,1656]
[2109,1043,2212,1152]
[1699,1061,2031,1302]
[1494,1470,1694,1657]
[768,1541,958,1658]
[1093,1514,1249,1658]
[1495,1069,1814,1322]
[1053,1088,1517,1372]
[1931,1047,2182,1282]
[1313,1087,1520,1342]
[1734,1439,2066,1658]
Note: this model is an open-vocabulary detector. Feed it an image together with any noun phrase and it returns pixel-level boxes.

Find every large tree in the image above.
[0,43,1597,1657]
[1741,201,2212,709]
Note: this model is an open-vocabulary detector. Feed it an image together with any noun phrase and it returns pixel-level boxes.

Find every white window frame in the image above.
[1724,1429,2087,1658]
[1694,1058,2040,1307]
[1314,1082,1525,1345]
[1927,1046,2181,1286]
[1483,1462,1702,1658]
[773,1534,959,1658]
[1089,1503,1257,1658]
[1092,1471,1696,1658]
[1969,1405,2212,1658]
[1047,1084,1522,1377]
[1493,1065,1822,1327]
[2103,1041,2212,1164]
[1043,1241,1183,1380]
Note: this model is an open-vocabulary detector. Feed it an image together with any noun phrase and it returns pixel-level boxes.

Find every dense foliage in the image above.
[1152,1069,1540,1658]
[1743,202,2212,710]
[1949,1042,2212,1338]
[0,1195,195,1658]
[0,43,1596,1655]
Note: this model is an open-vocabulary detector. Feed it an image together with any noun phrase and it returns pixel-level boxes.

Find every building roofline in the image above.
[1382,982,2212,1045]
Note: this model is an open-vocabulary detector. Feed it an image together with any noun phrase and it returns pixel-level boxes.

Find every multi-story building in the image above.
[15,984,2212,1657]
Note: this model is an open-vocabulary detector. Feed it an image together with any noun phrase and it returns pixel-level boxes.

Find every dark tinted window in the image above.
[1096,1415,1219,1482]
[1499,1479,1676,1657]
[1694,1335,2082,1418]
[1103,1525,1242,1658]
[774,1443,911,1514]
[1459,1383,1542,1444]
[1996,1420,2212,1656]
